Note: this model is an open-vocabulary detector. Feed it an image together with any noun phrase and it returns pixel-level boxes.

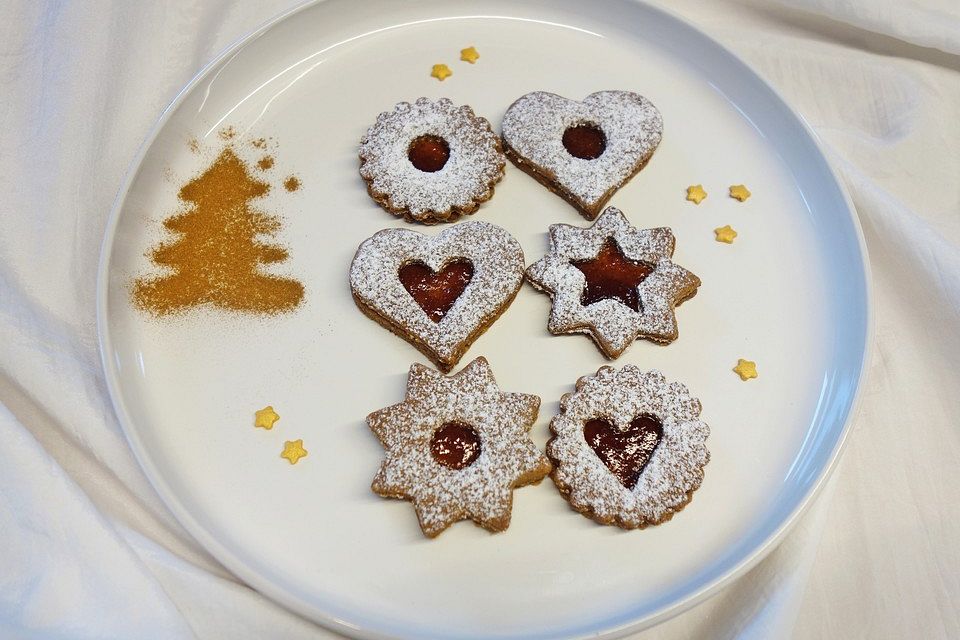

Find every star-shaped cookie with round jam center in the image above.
[367,357,551,538]
[526,206,701,358]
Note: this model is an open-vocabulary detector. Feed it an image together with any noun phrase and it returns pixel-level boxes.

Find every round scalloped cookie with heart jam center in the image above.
[359,98,506,224]
[548,365,709,529]
[349,221,524,372]
[501,91,663,220]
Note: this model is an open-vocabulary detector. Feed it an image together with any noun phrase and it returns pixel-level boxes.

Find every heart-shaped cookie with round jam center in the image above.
[501,91,663,220]
[350,221,524,372]
[584,414,663,490]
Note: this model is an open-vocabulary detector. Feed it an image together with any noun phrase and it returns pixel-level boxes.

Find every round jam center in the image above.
[408,135,451,172]
[430,422,481,470]
[562,124,606,160]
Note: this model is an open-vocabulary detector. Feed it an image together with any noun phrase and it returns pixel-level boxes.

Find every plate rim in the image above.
[96,1,875,637]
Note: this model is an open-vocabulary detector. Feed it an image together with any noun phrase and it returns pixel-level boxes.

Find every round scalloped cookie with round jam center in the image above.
[359,98,506,224]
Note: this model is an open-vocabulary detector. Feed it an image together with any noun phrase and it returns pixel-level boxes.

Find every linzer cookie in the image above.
[525,206,700,358]
[359,98,505,223]
[368,357,551,537]
[501,91,662,219]
[350,221,524,372]
[548,365,709,528]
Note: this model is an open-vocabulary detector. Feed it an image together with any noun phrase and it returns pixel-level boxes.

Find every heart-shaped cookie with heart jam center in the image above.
[501,91,663,220]
[350,222,524,372]
[584,415,663,489]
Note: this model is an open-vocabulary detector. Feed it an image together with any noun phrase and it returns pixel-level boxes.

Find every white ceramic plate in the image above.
[97,1,872,638]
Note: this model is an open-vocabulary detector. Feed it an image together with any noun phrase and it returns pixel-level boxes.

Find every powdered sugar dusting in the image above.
[368,357,551,537]
[548,366,709,528]
[359,98,505,223]
[350,221,524,371]
[525,207,700,358]
[501,91,662,218]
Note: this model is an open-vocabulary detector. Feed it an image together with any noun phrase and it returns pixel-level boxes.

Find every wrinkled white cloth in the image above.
[1,1,957,638]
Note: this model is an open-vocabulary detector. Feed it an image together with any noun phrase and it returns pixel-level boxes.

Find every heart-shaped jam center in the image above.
[408,135,450,172]
[398,259,474,322]
[584,414,663,489]
[562,123,606,160]
[430,422,481,470]
[571,236,654,312]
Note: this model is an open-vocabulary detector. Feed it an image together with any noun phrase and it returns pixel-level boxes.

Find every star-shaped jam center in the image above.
[571,237,653,312]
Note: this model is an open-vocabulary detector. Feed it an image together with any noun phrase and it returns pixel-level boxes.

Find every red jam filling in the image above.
[408,135,450,172]
[571,237,653,312]
[398,259,474,322]
[430,422,481,470]
[583,414,663,489]
[562,124,606,160]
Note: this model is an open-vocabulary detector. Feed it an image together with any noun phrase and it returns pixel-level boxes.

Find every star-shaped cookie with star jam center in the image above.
[526,206,701,358]
[367,356,551,538]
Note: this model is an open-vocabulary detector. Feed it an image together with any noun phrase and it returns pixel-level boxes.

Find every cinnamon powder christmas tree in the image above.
[133,148,304,315]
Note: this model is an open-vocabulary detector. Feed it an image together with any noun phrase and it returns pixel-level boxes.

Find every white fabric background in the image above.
[1,1,957,638]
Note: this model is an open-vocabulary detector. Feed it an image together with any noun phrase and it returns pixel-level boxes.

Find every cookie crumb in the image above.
[733,359,758,380]
[283,175,301,192]
[460,46,479,63]
[729,184,751,201]
[686,184,707,204]
[714,225,737,243]
[251,137,268,149]
[218,125,237,141]
[430,63,452,81]
[256,155,274,171]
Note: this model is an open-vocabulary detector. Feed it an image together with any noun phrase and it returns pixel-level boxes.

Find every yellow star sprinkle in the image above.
[714,225,738,243]
[254,406,280,430]
[686,184,707,204]
[281,439,308,465]
[460,46,480,63]
[430,64,452,81]
[729,184,751,201]
[733,359,758,381]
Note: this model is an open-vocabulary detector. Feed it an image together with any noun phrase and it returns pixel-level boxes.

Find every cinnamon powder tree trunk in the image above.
[133,148,304,315]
